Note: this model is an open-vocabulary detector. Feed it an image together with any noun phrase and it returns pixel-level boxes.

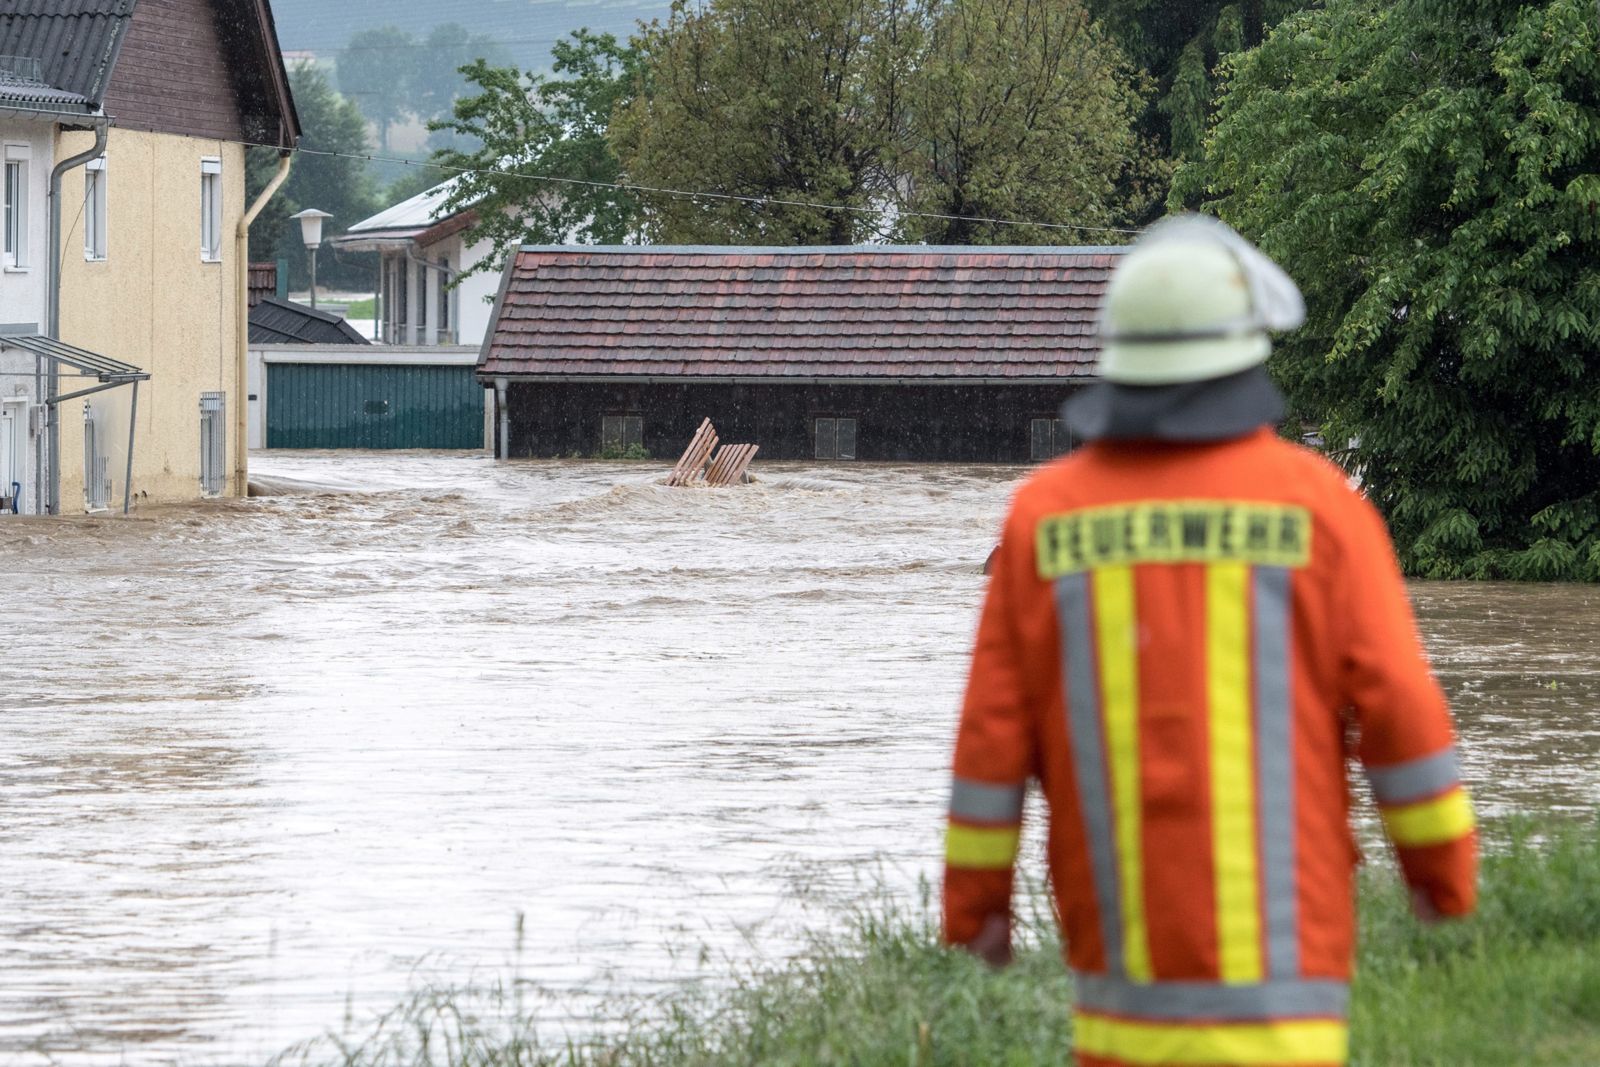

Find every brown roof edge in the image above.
[416,208,479,249]
[249,0,301,147]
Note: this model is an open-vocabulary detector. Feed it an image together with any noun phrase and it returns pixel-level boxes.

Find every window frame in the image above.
[1030,416,1075,461]
[601,413,644,453]
[814,416,858,461]
[199,157,222,263]
[84,156,107,261]
[4,144,30,270]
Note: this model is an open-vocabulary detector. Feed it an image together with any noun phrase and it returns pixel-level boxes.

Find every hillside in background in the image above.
[269,0,670,70]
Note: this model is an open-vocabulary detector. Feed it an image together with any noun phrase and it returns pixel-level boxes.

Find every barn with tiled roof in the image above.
[479,245,1123,463]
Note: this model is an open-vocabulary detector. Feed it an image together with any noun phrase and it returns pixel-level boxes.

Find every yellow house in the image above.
[0,0,298,516]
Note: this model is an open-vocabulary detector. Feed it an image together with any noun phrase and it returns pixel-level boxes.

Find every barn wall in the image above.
[502,381,1085,462]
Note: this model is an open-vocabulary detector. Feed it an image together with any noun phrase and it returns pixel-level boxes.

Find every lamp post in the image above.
[291,209,333,309]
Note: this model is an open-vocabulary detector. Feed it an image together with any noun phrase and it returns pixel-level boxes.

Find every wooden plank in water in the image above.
[667,418,718,486]
[706,443,759,486]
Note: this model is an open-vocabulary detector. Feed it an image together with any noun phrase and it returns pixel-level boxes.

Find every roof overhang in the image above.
[2,333,148,403]
[475,373,1093,387]
[330,231,425,253]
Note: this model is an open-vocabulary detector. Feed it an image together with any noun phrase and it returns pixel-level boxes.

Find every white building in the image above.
[332,180,502,347]
[0,113,55,513]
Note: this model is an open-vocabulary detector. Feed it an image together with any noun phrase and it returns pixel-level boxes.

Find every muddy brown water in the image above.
[1,453,1595,1065]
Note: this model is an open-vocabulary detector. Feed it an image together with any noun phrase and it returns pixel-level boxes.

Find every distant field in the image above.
[271,0,673,70]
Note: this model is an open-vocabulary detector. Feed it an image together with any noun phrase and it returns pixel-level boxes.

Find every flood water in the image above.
[1,453,1596,1065]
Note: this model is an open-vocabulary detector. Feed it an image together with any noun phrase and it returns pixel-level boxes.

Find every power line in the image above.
[104,119,1140,238]
[261,140,1142,238]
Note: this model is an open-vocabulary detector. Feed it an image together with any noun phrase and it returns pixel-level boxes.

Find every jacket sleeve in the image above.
[1340,496,1477,917]
[943,508,1039,947]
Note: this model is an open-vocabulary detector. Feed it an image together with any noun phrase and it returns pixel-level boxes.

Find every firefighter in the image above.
[943,216,1477,1067]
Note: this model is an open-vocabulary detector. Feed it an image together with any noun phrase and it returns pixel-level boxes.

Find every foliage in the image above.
[336,26,418,152]
[1177,0,1600,579]
[271,821,1600,1065]
[610,0,922,245]
[247,63,380,292]
[596,443,652,461]
[1087,0,1310,167]
[336,23,511,153]
[608,0,1156,244]
[902,0,1162,244]
[428,32,646,281]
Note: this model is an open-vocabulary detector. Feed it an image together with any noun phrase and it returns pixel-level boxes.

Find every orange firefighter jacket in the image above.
[944,428,1477,1067]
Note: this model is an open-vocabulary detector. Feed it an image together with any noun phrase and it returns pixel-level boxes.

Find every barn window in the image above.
[601,414,643,453]
[815,417,857,460]
[1030,418,1073,461]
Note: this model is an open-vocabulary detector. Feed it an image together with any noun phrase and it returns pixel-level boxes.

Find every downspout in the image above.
[45,116,109,514]
[235,150,293,494]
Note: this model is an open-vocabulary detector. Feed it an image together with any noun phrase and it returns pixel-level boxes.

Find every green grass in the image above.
[270,820,1600,1066]
[345,297,376,319]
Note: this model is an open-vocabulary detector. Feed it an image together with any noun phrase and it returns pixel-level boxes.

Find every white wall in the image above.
[0,119,55,515]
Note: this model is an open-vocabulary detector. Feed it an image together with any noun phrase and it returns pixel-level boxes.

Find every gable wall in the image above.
[102,0,244,141]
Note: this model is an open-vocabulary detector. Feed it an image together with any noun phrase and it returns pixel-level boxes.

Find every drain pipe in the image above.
[235,150,293,495]
[45,117,109,514]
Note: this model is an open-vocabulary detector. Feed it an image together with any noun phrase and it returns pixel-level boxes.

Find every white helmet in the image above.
[1097,215,1305,385]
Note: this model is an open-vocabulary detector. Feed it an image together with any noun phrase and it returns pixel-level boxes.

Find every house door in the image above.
[0,399,23,512]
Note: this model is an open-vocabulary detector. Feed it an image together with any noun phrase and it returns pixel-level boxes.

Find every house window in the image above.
[84,156,107,261]
[5,145,29,268]
[601,414,643,454]
[83,403,110,512]
[200,157,222,262]
[1030,417,1074,461]
[815,417,857,460]
[438,256,451,342]
[199,391,226,496]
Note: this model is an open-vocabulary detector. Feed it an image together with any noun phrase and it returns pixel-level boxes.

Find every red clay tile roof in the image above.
[247,261,277,308]
[479,246,1123,381]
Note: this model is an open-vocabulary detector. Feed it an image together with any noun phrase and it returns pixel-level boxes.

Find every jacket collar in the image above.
[1060,365,1286,444]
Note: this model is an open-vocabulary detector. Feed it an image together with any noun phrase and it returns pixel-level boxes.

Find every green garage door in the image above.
[267,363,484,449]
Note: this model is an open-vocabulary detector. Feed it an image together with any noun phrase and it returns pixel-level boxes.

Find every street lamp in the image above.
[292,208,333,310]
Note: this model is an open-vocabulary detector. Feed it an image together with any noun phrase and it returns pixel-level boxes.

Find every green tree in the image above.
[337,26,419,152]
[427,31,645,281]
[248,63,381,291]
[901,0,1160,244]
[1177,0,1600,579]
[1086,1,1309,165]
[413,23,512,130]
[610,0,922,245]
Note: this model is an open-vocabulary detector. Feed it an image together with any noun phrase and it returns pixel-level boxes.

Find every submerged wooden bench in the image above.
[666,419,759,487]
[705,443,759,486]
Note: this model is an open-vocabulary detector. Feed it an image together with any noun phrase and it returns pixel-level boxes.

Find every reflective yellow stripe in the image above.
[1075,1014,1349,1066]
[1207,562,1263,984]
[1382,786,1476,848]
[945,824,1021,869]
[1093,564,1152,982]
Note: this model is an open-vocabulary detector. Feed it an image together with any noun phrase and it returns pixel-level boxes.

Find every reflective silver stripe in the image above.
[949,778,1025,823]
[1057,572,1124,976]
[1253,565,1299,978]
[1074,972,1350,1021]
[1367,748,1461,806]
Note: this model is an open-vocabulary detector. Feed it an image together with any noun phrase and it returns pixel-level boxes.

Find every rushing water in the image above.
[1,453,1596,1066]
